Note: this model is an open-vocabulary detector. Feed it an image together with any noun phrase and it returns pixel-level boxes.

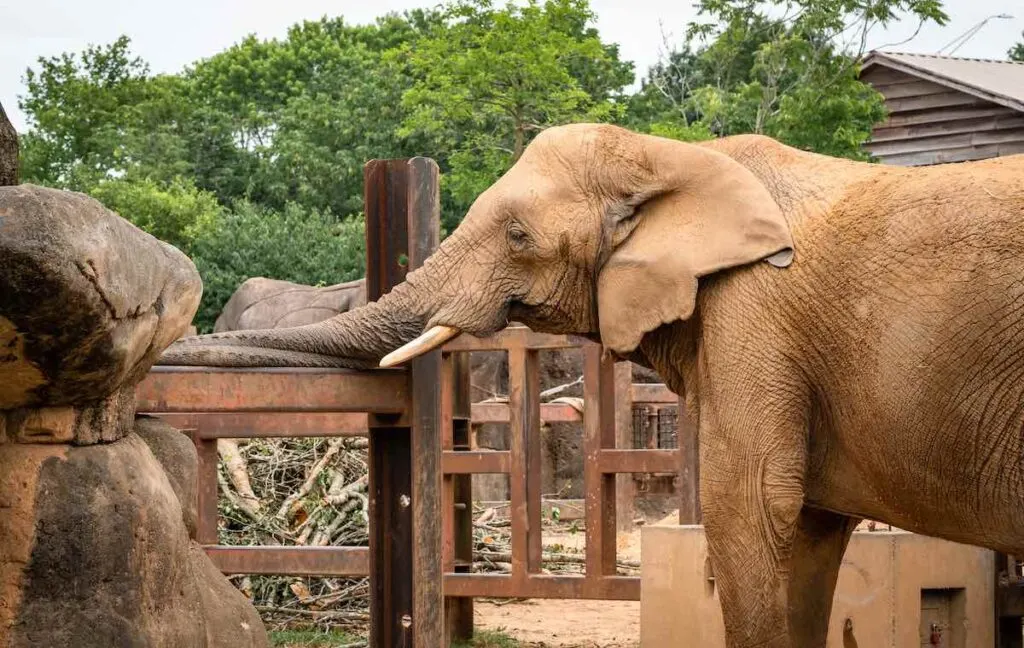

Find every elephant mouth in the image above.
[379,300,513,368]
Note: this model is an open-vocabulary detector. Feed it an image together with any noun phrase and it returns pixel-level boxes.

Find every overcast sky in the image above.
[1,0,1021,132]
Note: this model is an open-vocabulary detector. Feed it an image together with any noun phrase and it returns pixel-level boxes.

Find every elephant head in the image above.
[160,124,794,369]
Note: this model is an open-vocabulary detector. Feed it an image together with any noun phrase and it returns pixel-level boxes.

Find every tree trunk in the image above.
[512,116,525,163]
[0,101,17,186]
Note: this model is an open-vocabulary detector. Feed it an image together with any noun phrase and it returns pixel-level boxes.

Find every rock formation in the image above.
[0,102,16,186]
[0,184,268,647]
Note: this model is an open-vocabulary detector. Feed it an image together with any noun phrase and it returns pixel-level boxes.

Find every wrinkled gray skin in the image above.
[162,124,1024,648]
[213,277,366,333]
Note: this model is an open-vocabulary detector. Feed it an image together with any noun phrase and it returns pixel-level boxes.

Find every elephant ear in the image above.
[596,136,793,355]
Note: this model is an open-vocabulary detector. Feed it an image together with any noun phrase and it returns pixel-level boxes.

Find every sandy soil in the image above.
[475,599,639,647]
[472,512,664,647]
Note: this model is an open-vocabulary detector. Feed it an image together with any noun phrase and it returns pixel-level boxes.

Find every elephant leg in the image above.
[786,507,859,647]
[700,415,808,648]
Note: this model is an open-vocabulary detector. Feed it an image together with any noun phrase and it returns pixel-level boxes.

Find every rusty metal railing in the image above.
[440,326,680,602]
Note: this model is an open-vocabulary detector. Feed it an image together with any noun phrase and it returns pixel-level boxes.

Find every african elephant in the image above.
[213,277,366,333]
[162,123,1024,648]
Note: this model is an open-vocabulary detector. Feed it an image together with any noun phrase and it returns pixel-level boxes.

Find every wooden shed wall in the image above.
[861,66,1024,166]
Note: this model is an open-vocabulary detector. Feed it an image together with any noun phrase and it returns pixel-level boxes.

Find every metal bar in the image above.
[597,449,679,474]
[137,367,408,414]
[469,386,674,423]
[677,395,701,524]
[407,157,445,648]
[443,574,640,600]
[613,363,634,532]
[630,383,678,405]
[443,450,511,474]
[190,431,219,545]
[410,348,443,645]
[144,384,687,429]
[471,401,582,424]
[369,426,413,648]
[583,346,617,577]
[447,352,474,643]
[508,346,543,579]
[365,158,414,648]
[443,326,589,352]
[442,356,457,577]
[366,160,414,299]
[204,546,369,576]
[149,412,371,439]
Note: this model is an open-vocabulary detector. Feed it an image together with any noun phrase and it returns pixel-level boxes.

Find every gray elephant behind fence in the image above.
[213,277,367,333]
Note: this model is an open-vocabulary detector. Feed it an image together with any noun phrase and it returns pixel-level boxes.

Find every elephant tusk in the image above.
[379,326,461,368]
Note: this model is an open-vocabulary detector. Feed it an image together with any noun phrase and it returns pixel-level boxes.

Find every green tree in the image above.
[1010,32,1024,62]
[397,0,633,228]
[88,175,222,252]
[630,0,948,159]
[183,13,439,215]
[19,36,155,187]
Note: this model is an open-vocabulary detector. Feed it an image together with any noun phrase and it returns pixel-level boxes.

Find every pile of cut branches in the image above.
[470,505,640,578]
[216,437,371,634]
[213,374,638,635]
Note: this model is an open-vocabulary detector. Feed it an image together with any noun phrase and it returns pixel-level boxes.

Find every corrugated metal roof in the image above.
[861,51,1024,113]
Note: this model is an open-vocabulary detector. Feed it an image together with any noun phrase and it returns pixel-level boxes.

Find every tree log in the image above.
[0,101,18,186]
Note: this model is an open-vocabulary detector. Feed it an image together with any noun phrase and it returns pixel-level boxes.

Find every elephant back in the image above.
[213,277,367,332]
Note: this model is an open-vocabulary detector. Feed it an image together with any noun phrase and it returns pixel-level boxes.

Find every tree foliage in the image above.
[397,0,633,228]
[88,175,221,251]
[628,0,947,158]
[1010,32,1024,62]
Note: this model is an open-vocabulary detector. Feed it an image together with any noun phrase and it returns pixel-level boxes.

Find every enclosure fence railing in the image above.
[439,327,680,601]
[135,326,690,636]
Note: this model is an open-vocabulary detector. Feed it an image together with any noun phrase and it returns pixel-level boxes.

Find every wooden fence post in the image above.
[444,351,474,642]
[583,345,617,576]
[365,157,444,648]
[613,362,634,532]
[677,397,701,525]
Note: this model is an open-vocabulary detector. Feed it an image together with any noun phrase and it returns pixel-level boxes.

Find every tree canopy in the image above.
[15,0,968,328]
[1010,32,1024,62]
[396,0,633,226]
[627,0,948,158]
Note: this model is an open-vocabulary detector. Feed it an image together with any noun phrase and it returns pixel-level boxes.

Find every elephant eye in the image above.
[507,222,531,251]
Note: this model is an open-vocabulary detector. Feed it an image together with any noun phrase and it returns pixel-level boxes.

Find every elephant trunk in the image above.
[159,278,430,369]
[158,224,507,369]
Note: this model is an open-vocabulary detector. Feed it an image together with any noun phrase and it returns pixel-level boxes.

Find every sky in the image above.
[1,0,1021,132]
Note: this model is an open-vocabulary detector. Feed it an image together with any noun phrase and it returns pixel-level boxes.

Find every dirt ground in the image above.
[473,512,659,647]
[475,599,639,647]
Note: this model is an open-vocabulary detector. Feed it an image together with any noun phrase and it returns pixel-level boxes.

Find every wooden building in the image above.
[859,51,1024,166]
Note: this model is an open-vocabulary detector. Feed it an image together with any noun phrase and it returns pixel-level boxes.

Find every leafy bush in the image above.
[646,120,715,143]
[89,175,222,251]
[189,202,366,331]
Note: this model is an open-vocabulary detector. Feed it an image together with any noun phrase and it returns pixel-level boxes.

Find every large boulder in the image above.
[0,427,266,648]
[0,184,201,411]
[0,186,267,647]
[214,277,366,332]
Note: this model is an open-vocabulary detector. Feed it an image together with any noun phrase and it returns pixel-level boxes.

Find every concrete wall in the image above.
[641,525,995,647]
